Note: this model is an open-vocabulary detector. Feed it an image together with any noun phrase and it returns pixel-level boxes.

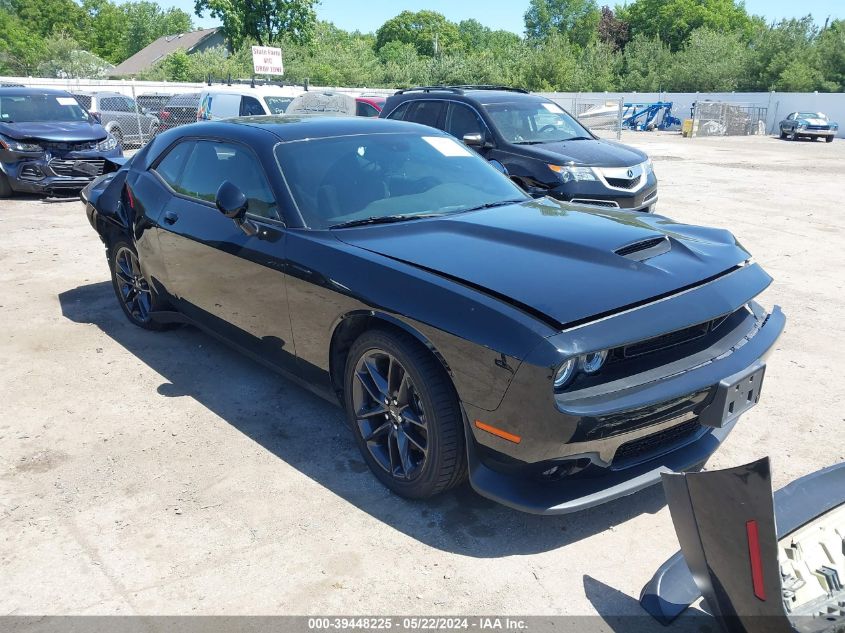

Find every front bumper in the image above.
[463,265,785,514]
[547,170,658,212]
[0,147,121,195]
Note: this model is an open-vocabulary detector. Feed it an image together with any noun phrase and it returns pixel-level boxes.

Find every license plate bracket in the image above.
[700,362,766,428]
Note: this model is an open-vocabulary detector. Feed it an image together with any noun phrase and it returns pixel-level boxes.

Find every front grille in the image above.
[624,320,711,358]
[40,141,98,152]
[606,175,641,189]
[806,125,830,130]
[614,418,702,463]
[570,198,619,208]
[49,158,104,177]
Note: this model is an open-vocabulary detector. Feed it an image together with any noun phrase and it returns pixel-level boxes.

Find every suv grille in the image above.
[606,175,641,189]
[614,418,702,463]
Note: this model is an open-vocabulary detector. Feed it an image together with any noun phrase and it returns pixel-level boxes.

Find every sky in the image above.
[183,0,845,33]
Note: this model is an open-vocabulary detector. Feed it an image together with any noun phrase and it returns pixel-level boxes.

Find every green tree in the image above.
[620,0,753,51]
[523,0,600,48]
[669,28,749,90]
[578,40,621,90]
[2,0,88,41]
[520,32,584,90]
[0,9,45,74]
[121,2,193,60]
[36,31,114,77]
[82,0,127,63]
[375,10,461,57]
[620,34,672,91]
[194,0,318,47]
[745,17,823,90]
[815,19,845,90]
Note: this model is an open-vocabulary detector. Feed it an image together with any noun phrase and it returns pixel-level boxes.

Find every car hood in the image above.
[0,121,107,143]
[518,138,647,167]
[796,116,831,126]
[335,199,750,329]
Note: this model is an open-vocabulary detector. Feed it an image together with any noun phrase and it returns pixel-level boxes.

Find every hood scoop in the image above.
[615,236,671,261]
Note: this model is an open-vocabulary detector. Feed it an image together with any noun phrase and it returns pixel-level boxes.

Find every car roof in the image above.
[0,87,74,97]
[177,116,446,143]
[386,87,548,107]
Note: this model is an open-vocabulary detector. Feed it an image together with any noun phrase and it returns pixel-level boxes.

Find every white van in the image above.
[197,84,302,121]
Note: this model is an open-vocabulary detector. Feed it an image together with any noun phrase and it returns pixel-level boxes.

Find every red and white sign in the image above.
[252,46,283,75]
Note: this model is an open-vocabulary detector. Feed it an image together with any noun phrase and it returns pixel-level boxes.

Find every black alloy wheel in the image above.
[108,239,167,330]
[345,329,466,499]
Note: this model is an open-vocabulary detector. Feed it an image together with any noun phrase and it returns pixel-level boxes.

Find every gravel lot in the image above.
[1,133,844,622]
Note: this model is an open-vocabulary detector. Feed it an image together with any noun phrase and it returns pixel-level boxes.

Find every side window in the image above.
[404,101,445,129]
[240,96,265,116]
[384,102,410,120]
[153,141,195,189]
[445,103,484,140]
[174,141,279,219]
[124,97,139,113]
[787,113,796,121]
[356,102,379,117]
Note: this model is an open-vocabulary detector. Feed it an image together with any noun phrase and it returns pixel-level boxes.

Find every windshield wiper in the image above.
[461,198,529,213]
[329,213,443,229]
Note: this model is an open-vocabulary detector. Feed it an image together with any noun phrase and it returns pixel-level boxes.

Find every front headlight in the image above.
[97,134,118,151]
[644,157,654,174]
[553,358,577,390]
[554,349,609,392]
[548,164,597,183]
[832,123,839,131]
[798,123,807,130]
[0,135,42,152]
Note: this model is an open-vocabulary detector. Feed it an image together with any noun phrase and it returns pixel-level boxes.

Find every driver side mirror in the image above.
[216,180,248,219]
[216,181,257,236]
[463,132,493,149]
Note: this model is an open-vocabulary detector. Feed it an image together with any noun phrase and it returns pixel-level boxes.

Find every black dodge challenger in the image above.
[81,116,785,514]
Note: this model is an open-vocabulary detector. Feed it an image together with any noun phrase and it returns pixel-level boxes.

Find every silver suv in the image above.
[73,91,159,148]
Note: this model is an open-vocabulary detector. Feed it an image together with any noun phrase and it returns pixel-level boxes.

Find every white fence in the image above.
[540,91,845,138]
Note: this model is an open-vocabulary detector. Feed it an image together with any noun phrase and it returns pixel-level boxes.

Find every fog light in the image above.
[553,358,577,390]
[580,350,607,374]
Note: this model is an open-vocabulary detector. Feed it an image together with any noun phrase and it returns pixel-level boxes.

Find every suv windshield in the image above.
[0,94,89,123]
[275,132,528,229]
[483,100,591,144]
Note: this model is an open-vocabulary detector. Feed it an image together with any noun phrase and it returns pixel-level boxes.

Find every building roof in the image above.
[110,28,222,77]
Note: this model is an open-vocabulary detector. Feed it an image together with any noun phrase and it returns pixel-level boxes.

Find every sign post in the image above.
[251,46,284,75]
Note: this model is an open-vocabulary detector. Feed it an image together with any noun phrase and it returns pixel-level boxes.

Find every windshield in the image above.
[798,112,827,120]
[274,132,528,229]
[484,100,591,144]
[0,94,89,123]
[264,97,292,114]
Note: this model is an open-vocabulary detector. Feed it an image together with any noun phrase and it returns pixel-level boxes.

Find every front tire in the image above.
[344,328,466,500]
[826,135,834,143]
[0,172,12,198]
[107,238,167,330]
[779,128,787,140]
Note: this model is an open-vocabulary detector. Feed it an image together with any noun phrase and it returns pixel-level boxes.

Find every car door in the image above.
[152,137,297,371]
[123,96,155,141]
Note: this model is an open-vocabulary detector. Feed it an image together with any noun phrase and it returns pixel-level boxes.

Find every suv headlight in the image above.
[0,135,42,152]
[644,157,654,174]
[97,134,118,151]
[548,164,597,183]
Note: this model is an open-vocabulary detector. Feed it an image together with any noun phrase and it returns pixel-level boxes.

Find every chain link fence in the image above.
[690,101,768,137]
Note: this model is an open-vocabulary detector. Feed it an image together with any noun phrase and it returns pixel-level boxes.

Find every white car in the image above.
[197,84,301,121]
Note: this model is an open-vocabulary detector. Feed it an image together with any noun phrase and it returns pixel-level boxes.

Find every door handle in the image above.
[163,211,179,225]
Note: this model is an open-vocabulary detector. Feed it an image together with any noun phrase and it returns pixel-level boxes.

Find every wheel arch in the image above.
[328,310,454,404]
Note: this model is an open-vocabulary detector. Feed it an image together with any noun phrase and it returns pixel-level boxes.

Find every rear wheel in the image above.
[344,328,466,499]
[107,238,167,330]
[0,172,12,198]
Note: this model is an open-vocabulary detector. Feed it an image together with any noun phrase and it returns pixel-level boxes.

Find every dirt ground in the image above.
[1,133,843,623]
